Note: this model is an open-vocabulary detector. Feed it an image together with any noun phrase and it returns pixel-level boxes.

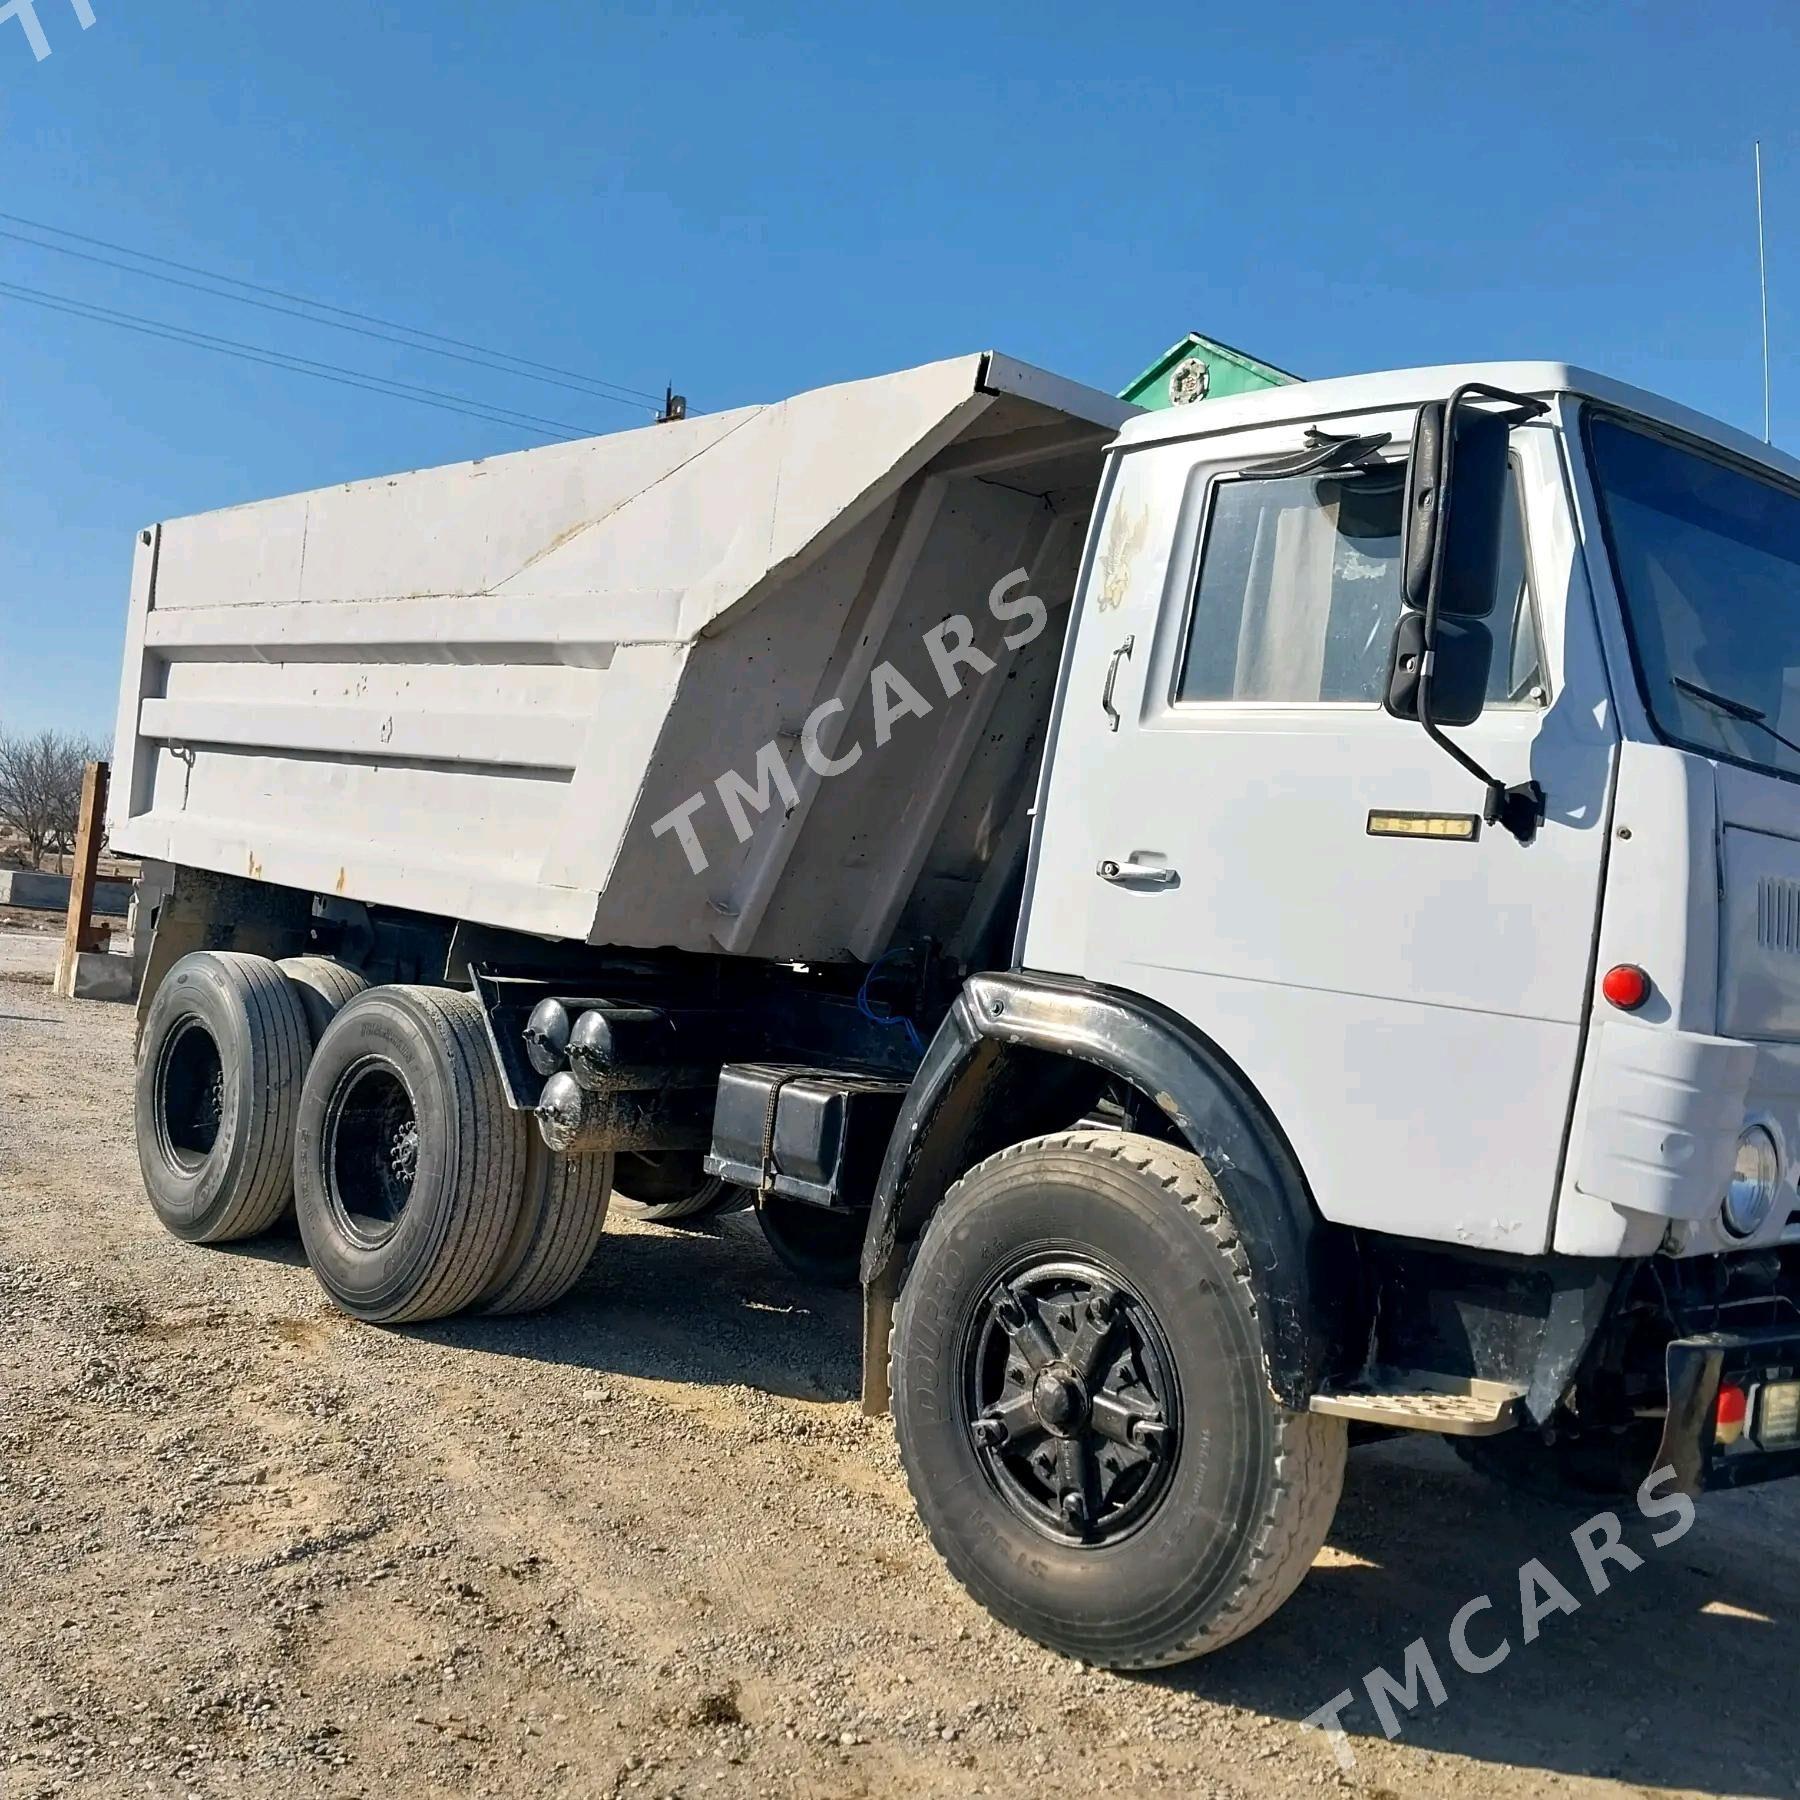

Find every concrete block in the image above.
[0,869,131,916]
[66,951,137,1003]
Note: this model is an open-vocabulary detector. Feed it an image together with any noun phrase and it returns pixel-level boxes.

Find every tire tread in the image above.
[277,956,369,1044]
[479,1144,613,1315]
[386,986,526,1324]
[199,951,309,1242]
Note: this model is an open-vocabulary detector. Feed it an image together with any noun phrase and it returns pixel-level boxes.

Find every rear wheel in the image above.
[478,1142,613,1315]
[891,1130,1346,1669]
[277,955,368,1045]
[612,1150,739,1224]
[294,986,528,1324]
[134,950,312,1243]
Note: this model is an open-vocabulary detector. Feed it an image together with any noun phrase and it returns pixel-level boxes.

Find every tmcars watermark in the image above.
[1302,1463,1696,1771]
[650,569,1046,878]
[2,0,95,62]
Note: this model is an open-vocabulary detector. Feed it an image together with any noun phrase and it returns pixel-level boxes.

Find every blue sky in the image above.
[2,0,1796,736]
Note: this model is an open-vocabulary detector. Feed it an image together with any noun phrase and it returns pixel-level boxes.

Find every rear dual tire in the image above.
[277,955,369,1044]
[477,1139,613,1316]
[292,985,526,1324]
[291,984,612,1323]
[138,962,613,1322]
[135,951,313,1244]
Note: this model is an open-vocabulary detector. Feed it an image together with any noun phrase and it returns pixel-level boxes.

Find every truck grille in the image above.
[1757,877,1800,955]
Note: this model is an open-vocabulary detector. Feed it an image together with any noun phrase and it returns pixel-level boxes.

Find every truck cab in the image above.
[1029,362,1800,1271]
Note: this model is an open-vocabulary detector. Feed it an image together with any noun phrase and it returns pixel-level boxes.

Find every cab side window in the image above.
[1175,462,1542,706]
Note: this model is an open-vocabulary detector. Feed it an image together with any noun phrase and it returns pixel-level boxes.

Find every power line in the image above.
[0,207,666,408]
[0,278,604,440]
[0,277,597,438]
[0,221,659,416]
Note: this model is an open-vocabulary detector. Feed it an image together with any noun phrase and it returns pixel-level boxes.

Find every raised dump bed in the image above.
[109,353,1132,963]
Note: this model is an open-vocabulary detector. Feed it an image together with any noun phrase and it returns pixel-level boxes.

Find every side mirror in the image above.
[1384,398,1509,725]
[1382,382,1550,844]
[1384,610,1494,728]
[1401,400,1511,620]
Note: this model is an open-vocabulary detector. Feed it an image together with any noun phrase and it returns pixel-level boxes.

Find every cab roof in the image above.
[1114,360,1800,487]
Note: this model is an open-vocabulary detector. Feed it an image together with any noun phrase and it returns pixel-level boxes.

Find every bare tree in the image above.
[0,728,110,870]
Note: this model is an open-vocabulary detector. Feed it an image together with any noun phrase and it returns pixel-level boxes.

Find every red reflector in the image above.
[1716,1383,1750,1449]
[1601,964,1651,1010]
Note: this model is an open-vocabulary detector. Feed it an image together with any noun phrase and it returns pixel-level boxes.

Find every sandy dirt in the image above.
[2,974,1797,1800]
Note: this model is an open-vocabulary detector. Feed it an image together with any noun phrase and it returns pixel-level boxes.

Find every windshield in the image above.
[1589,414,1800,779]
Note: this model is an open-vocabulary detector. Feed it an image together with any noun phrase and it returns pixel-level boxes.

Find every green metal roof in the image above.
[1121,331,1300,411]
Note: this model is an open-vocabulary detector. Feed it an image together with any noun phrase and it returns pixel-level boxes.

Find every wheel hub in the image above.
[963,1256,1179,1546]
[1031,1367,1090,1437]
[325,1059,419,1245]
[155,1016,226,1171]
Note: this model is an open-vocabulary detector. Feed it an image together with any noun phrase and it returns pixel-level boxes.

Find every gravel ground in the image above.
[0,931,58,982]
[0,921,132,983]
[3,973,1797,1800]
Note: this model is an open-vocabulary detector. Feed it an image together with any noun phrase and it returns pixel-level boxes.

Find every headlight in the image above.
[1722,1126,1780,1238]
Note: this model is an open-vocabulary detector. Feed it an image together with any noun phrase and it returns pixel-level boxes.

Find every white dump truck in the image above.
[110,351,1800,1667]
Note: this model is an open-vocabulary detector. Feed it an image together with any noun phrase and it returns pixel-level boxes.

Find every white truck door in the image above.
[1022,416,1615,1253]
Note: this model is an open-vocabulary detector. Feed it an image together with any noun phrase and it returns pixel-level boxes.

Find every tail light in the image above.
[1716,1382,1749,1447]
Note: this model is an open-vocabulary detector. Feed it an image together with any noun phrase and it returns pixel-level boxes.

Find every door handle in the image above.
[1097,857,1179,887]
[1101,635,1135,732]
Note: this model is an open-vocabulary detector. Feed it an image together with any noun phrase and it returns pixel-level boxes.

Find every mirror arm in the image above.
[1415,382,1550,846]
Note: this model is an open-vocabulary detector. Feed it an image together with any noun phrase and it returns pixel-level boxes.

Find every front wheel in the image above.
[890,1129,1345,1670]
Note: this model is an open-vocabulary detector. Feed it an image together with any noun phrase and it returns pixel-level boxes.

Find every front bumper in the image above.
[1656,1328,1800,1494]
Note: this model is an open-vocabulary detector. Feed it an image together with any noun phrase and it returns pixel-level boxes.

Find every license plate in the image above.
[1757,1380,1800,1448]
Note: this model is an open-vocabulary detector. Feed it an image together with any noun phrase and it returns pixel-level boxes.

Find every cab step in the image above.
[1308,1373,1524,1437]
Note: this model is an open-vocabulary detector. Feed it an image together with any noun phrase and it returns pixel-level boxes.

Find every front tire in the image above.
[294,986,528,1324]
[890,1130,1345,1669]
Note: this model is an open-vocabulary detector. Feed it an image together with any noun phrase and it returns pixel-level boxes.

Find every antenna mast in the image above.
[1756,139,1772,444]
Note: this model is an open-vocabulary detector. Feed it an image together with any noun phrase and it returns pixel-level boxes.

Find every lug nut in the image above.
[1129,1416,1167,1453]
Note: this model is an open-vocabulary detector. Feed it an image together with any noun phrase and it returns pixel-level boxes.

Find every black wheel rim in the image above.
[960,1254,1181,1547]
[154,1016,225,1174]
[324,1057,420,1246]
